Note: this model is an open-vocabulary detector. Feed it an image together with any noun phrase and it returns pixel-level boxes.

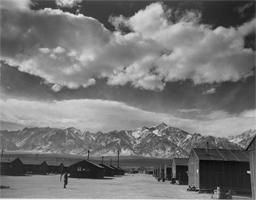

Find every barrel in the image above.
[216,187,226,199]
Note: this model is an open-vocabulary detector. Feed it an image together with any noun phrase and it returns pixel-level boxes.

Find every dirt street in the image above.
[0,174,252,199]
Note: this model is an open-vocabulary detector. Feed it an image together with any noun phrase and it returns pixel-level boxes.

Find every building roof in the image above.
[246,135,256,151]
[20,159,47,165]
[46,162,63,166]
[99,163,115,170]
[173,158,189,166]
[192,148,249,162]
[70,160,104,169]
[0,157,20,163]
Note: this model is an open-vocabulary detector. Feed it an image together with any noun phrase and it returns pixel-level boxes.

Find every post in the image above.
[102,156,104,164]
[117,150,120,176]
[1,148,5,157]
[207,142,209,155]
[87,150,90,160]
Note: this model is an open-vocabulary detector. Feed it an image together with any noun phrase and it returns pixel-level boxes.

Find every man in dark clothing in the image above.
[64,173,68,188]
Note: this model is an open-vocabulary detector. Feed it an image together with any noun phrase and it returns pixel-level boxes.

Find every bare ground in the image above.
[0,174,252,199]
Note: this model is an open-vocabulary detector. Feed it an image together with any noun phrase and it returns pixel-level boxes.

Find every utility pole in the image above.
[117,150,120,176]
[87,150,90,160]
[1,148,5,157]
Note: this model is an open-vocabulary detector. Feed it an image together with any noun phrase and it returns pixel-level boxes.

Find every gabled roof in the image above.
[20,159,47,165]
[246,135,256,151]
[192,148,249,162]
[70,160,104,169]
[0,157,20,163]
[173,158,189,166]
[46,162,63,166]
[100,163,114,170]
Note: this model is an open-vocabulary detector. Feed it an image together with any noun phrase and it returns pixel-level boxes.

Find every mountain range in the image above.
[0,123,255,158]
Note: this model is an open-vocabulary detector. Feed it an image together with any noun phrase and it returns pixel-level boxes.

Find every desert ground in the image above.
[0,173,252,199]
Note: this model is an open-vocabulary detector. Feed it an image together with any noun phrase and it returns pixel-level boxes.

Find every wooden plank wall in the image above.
[249,139,256,199]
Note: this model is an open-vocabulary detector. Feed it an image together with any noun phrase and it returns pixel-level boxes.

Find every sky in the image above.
[0,0,255,136]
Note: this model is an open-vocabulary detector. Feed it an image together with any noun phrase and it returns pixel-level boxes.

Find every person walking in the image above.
[63,173,68,188]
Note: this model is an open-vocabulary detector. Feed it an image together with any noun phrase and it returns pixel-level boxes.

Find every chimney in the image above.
[87,150,90,160]
[102,156,104,164]
[206,142,209,155]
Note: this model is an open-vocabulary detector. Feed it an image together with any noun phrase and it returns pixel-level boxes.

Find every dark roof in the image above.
[192,148,249,162]
[100,163,114,170]
[20,159,47,165]
[246,135,256,151]
[0,157,20,163]
[46,162,63,166]
[70,160,104,169]
[173,158,189,166]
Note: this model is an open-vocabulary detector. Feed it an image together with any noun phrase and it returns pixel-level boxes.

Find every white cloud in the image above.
[1,2,255,91]
[0,99,255,136]
[55,0,82,8]
[51,84,62,92]
[203,88,216,94]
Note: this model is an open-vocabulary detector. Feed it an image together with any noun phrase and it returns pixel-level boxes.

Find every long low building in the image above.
[172,158,189,185]
[70,160,104,179]
[188,148,251,193]
[246,135,256,199]
[0,157,24,175]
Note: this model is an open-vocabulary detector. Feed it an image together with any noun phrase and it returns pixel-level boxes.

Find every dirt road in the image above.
[0,174,252,199]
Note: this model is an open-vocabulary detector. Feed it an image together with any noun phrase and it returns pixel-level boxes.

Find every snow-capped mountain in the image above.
[0,123,255,158]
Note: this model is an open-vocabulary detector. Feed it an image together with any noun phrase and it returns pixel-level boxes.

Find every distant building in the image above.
[188,148,251,193]
[70,160,104,179]
[99,163,115,177]
[246,135,256,199]
[110,165,122,176]
[47,162,64,174]
[0,157,24,175]
[172,158,189,184]
[22,160,48,175]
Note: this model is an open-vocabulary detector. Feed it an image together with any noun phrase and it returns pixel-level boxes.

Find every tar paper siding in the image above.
[24,161,48,175]
[200,161,251,192]
[70,160,104,179]
[188,150,251,193]
[247,136,256,199]
[0,158,24,175]
[172,159,188,184]
[99,164,114,177]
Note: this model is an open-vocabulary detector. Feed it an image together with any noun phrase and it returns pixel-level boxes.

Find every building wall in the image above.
[199,160,251,192]
[188,151,200,188]
[248,139,256,199]
[70,161,104,179]
[10,158,24,175]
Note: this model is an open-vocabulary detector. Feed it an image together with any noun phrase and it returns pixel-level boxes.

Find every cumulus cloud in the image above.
[1,99,255,136]
[55,0,82,8]
[1,2,255,91]
[203,87,216,94]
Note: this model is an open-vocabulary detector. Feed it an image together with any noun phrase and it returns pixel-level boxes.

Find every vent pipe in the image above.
[87,150,90,160]
[206,142,209,155]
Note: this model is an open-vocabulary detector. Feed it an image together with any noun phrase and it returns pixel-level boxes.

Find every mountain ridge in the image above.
[0,124,255,158]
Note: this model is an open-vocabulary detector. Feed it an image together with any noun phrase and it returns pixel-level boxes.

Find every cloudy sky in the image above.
[0,0,255,136]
